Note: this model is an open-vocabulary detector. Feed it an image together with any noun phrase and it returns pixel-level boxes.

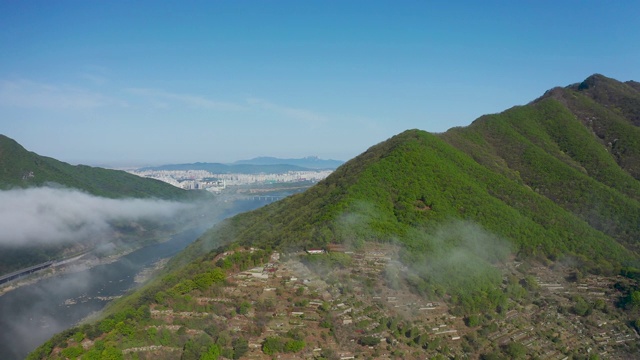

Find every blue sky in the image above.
[1,1,639,167]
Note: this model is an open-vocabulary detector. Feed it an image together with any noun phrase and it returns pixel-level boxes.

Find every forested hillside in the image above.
[31,75,640,359]
[185,75,640,267]
[0,135,194,200]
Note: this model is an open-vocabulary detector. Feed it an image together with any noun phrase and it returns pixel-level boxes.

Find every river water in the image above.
[0,198,272,360]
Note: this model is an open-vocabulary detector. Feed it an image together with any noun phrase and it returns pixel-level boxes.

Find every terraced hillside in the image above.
[31,245,639,359]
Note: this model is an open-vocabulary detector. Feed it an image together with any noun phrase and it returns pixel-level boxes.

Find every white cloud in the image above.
[0,187,190,246]
[126,88,244,111]
[0,79,126,109]
[79,65,111,85]
[127,89,329,127]
[246,97,328,127]
[79,73,109,85]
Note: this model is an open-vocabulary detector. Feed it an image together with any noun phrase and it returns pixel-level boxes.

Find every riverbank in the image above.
[0,244,149,297]
[0,196,280,359]
[0,228,206,360]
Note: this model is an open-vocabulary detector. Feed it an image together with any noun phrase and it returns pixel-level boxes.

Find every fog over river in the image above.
[0,197,272,360]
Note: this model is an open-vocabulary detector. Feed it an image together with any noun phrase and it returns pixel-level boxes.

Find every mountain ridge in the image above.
[0,134,194,200]
[29,74,640,360]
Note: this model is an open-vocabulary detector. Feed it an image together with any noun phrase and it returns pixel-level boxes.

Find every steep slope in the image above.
[0,135,193,200]
[569,74,640,126]
[442,76,640,254]
[544,74,640,179]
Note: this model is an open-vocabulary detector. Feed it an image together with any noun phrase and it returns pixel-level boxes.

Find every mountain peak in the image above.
[575,73,612,90]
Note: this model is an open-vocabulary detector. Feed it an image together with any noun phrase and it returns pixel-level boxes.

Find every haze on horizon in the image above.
[1,1,639,167]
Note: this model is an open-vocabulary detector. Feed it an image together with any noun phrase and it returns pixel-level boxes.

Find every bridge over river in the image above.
[0,261,54,285]
[252,195,285,201]
[0,195,279,360]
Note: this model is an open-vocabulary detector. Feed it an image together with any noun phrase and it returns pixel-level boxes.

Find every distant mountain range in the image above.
[233,156,344,169]
[138,156,343,174]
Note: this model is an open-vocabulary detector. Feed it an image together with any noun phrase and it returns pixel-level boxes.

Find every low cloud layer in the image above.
[0,187,190,246]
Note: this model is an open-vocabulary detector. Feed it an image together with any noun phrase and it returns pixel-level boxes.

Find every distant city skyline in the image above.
[1,1,639,166]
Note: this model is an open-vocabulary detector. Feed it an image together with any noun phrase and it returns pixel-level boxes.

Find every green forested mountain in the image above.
[0,135,193,200]
[188,76,640,272]
[168,74,640,351]
[31,75,640,359]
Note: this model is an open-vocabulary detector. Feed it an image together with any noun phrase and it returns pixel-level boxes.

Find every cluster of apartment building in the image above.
[129,169,333,193]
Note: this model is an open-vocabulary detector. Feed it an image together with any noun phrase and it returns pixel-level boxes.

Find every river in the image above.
[0,197,274,360]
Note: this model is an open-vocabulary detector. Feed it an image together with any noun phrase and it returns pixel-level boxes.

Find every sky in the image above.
[1,1,639,167]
